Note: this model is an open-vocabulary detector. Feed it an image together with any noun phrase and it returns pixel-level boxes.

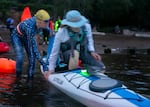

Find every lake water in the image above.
[0,53,150,107]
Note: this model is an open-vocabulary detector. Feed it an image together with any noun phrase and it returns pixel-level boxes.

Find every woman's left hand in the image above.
[91,52,101,60]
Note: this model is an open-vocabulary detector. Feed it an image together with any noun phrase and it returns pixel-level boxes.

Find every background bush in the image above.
[1,0,150,32]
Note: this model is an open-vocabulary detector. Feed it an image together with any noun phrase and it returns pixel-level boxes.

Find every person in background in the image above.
[49,17,54,31]
[9,7,20,28]
[44,10,106,80]
[54,16,61,32]
[42,17,54,45]
[5,7,19,34]
[114,25,121,34]
[11,9,50,82]
[42,28,50,45]
[6,17,15,33]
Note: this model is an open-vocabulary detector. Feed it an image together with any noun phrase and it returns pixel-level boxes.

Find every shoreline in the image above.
[93,33,150,54]
[1,30,150,55]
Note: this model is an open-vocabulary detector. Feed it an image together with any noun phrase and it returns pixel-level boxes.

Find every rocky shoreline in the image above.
[93,33,150,54]
[1,30,150,55]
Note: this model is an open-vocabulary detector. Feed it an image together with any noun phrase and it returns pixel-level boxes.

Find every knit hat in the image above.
[61,10,88,28]
[35,9,50,22]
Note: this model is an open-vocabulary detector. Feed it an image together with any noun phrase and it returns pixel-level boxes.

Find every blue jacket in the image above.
[18,17,48,71]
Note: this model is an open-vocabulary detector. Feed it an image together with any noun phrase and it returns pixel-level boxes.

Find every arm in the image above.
[85,23,102,60]
[25,28,48,71]
[48,31,62,72]
[44,28,67,80]
[32,36,48,71]
[85,23,95,52]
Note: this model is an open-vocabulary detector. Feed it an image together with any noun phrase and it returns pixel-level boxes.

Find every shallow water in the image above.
[0,53,150,107]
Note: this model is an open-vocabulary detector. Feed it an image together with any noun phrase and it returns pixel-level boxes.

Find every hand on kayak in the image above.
[91,52,101,60]
[43,70,53,80]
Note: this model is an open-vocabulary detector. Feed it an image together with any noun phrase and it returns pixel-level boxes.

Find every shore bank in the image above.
[1,30,150,54]
[93,33,150,54]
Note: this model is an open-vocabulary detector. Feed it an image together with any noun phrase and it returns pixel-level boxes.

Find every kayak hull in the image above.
[41,68,150,107]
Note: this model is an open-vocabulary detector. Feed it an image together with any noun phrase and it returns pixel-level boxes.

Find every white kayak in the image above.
[41,67,150,107]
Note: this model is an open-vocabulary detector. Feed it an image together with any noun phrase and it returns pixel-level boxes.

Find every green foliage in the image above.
[1,0,150,31]
[0,0,53,23]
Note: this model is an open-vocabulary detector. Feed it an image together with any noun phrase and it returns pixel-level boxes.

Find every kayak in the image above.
[0,58,16,74]
[41,67,150,107]
[41,35,150,107]
[0,42,10,53]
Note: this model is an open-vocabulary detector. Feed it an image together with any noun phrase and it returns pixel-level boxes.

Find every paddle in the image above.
[68,50,79,70]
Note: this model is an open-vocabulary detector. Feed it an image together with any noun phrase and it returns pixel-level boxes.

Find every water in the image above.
[103,54,150,98]
[0,53,150,107]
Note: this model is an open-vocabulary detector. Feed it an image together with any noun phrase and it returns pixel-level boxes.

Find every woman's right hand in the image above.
[91,52,101,60]
[43,70,53,80]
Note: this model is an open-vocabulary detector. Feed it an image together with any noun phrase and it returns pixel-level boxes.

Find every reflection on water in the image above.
[0,74,15,105]
[104,54,150,98]
[0,74,15,93]
[0,54,150,107]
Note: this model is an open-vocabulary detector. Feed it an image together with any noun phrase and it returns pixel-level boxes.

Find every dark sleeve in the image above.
[32,36,48,71]
[26,28,48,71]
[42,28,50,37]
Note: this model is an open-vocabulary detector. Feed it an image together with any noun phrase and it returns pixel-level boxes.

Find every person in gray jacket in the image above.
[44,10,105,80]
